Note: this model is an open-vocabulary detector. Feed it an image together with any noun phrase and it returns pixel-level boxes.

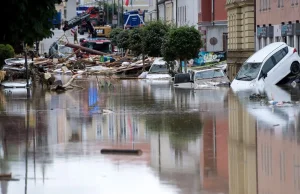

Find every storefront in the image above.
[281,23,294,46]
[257,26,267,49]
[267,25,274,44]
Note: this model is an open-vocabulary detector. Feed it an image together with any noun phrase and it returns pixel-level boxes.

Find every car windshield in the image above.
[82,42,112,53]
[58,46,73,55]
[148,64,169,74]
[235,62,262,81]
[194,69,224,80]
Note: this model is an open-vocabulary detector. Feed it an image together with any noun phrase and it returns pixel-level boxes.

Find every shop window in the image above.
[289,36,294,47]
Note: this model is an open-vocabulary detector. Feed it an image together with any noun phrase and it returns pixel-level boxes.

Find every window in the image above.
[278,0,284,7]
[289,36,294,47]
[235,62,262,81]
[273,47,288,64]
[261,57,275,74]
[194,69,224,80]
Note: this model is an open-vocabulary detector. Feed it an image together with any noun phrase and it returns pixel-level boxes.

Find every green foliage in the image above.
[162,26,202,61]
[145,113,202,143]
[109,28,123,46]
[0,0,62,47]
[116,30,130,50]
[143,21,171,57]
[128,27,145,56]
[0,44,15,69]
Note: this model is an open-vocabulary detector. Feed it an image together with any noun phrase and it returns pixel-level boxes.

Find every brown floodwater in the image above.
[0,75,299,194]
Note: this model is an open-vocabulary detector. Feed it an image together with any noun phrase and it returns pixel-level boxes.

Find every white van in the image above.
[231,42,300,91]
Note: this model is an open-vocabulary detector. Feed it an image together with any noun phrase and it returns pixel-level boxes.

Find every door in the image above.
[262,46,289,84]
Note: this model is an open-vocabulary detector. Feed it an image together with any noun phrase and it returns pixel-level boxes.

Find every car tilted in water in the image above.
[231,42,300,91]
[173,67,230,89]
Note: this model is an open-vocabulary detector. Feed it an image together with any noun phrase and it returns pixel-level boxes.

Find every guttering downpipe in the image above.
[156,0,159,21]
[212,0,215,25]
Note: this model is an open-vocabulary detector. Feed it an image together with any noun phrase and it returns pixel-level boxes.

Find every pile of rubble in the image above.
[0,48,154,90]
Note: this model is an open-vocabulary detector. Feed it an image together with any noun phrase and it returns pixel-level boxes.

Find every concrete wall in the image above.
[206,26,227,51]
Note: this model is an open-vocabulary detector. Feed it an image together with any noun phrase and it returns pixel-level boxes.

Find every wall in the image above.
[214,0,227,21]
[165,1,174,24]
[256,0,300,25]
[206,26,227,51]
[158,3,165,21]
[177,0,198,27]
[66,0,77,21]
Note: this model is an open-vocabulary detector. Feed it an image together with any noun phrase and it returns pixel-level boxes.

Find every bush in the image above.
[109,28,123,46]
[116,30,130,50]
[0,44,15,69]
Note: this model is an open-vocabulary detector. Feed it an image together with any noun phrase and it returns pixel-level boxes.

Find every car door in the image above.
[259,47,288,85]
[264,47,289,84]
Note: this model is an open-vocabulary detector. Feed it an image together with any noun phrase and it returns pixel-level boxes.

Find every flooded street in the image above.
[0,76,299,194]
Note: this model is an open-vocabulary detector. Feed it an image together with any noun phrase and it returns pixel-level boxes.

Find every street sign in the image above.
[113,15,117,20]
[112,19,117,24]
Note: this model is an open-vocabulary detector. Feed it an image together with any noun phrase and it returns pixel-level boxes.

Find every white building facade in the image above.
[146,0,198,29]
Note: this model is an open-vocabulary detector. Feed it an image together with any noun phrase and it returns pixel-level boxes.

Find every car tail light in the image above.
[293,48,297,53]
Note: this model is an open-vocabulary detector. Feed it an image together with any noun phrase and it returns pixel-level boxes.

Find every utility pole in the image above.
[112,0,115,27]
[106,0,109,24]
[156,0,159,21]
[117,0,120,26]
[121,0,124,27]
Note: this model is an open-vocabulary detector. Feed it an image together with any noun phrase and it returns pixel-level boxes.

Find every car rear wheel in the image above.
[291,61,300,75]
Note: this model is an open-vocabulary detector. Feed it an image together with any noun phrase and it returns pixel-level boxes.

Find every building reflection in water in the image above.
[229,85,300,194]
[3,77,300,194]
[228,90,257,194]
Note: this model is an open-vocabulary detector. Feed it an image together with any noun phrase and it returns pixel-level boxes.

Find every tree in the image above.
[1,0,62,51]
[116,30,130,51]
[162,26,202,72]
[143,21,170,57]
[109,28,123,46]
[128,27,147,70]
[128,28,145,56]
[0,44,15,69]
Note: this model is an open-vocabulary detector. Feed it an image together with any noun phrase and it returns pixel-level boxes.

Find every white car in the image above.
[174,67,230,89]
[231,42,300,91]
[145,58,179,80]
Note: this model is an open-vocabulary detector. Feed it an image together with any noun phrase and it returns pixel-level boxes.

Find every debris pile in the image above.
[0,43,155,90]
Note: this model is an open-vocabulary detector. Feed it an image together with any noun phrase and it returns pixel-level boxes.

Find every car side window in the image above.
[273,47,288,64]
[261,57,275,74]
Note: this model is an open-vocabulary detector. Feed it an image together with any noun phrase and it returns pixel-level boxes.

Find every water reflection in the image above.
[1,76,299,194]
[230,85,300,194]
[0,77,230,194]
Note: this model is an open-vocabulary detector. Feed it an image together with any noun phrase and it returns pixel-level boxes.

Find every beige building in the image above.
[225,0,255,81]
